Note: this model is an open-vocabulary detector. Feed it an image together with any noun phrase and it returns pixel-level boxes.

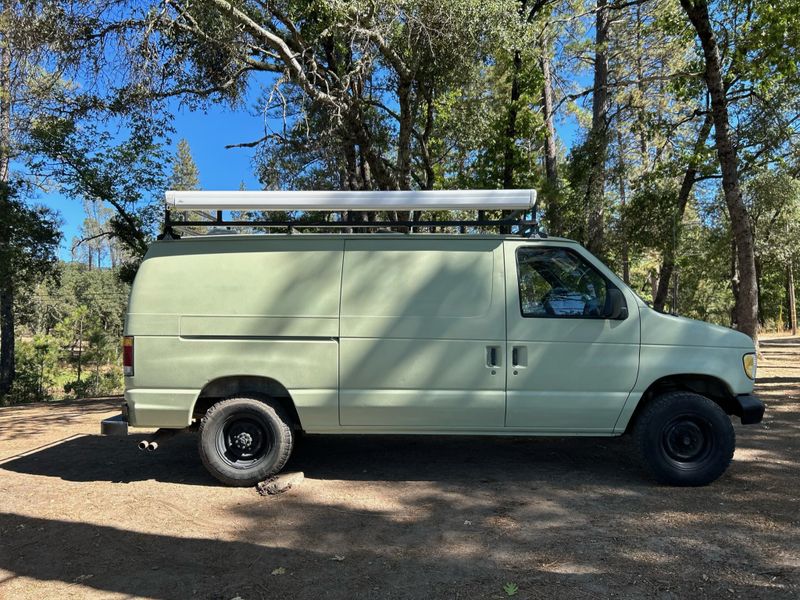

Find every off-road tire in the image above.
[634,391,735,486]
[198,396,293,487]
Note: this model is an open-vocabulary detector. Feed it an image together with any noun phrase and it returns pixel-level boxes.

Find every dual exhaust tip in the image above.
[136,428,178,452]
[137,440,161,452]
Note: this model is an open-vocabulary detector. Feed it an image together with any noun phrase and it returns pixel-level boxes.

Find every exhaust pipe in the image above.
[137,428,179,452]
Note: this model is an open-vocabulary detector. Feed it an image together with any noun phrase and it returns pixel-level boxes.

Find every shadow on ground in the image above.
[1,430,646,487]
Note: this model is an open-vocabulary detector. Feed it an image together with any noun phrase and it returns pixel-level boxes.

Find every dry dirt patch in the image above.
[0,339,798,599]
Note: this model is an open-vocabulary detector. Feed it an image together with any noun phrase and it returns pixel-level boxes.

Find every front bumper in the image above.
[734,393,764,425]
[101,404,129,436]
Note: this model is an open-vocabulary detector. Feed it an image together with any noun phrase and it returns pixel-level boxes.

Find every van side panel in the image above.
[126,337,339,428]
[124,238,344,428]
[127,238,343,328]
[338,239,506,429]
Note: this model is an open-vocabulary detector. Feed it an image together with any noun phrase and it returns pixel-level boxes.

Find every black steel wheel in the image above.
[661,415,713,465]
[216,413,274,468]
[635,391,735,486]
[199,396,293,486]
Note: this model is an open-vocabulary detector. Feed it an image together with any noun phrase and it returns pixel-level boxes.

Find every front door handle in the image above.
[511,345,527,368]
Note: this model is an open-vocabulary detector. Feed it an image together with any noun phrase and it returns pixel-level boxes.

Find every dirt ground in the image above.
[1,338,798,599]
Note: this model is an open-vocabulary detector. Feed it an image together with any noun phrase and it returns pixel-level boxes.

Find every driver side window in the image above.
[517,247,614,318]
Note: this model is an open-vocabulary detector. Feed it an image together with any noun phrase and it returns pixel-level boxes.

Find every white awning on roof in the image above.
[164,189,537,211]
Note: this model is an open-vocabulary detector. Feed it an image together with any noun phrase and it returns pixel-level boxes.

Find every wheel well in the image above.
[192,376,302,430]
[624,374,737,434]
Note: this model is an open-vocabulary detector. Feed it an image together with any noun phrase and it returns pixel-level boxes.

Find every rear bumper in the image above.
[734,393,764,425]
[101,405,129,436]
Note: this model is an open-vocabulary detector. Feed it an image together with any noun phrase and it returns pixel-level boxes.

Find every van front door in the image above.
[339,238,507,429]
[503,242,640,432]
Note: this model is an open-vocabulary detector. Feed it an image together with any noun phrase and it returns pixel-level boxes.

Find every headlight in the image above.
[743,353,756,380]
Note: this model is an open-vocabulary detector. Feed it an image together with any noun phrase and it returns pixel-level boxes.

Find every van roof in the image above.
[156,232,580,244]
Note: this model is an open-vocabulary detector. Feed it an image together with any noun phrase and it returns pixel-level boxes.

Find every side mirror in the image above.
[607,288,628,320]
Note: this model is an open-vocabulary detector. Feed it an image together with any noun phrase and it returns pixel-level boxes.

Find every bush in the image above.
[64,364,123,399]
[10,336,61,403]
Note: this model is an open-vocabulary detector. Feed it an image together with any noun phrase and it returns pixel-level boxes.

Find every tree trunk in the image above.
[729,237,739,328]
[540,35,560,236]
[615,131,630,284]
[351,107,393,191]
[788,262,797,336]
[419,88,436,191]
[396,77,414,191]
[680,0,759,342]
[755,256,764,324]
[0,287,14,397]
[585,0,610,257]
[0,5,13,397]
[653,113,713,312]
[76,315,84,385]
[503,50,522,191]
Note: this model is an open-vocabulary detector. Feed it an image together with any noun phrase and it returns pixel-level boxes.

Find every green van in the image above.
[104,191,764,487]
[104,225,763,487]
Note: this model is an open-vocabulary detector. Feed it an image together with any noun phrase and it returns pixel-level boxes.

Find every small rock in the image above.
[257,472,304,496]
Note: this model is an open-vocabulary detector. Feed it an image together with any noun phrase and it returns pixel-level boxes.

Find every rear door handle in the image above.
[486,345,501,367]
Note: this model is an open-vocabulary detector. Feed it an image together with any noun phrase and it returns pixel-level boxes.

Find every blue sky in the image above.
[39,90,580,261]
[40,96,267,259]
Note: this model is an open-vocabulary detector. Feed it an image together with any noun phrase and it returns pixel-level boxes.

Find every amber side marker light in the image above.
[123,336,134,376]
[743,353,756,380]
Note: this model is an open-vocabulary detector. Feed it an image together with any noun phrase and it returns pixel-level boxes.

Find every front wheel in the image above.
[198,396,293,486]
[634,391,735,486]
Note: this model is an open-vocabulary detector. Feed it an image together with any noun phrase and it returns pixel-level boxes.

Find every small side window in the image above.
[516,247,622,318]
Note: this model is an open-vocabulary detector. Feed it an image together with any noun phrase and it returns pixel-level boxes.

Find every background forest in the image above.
[1,0,799,404]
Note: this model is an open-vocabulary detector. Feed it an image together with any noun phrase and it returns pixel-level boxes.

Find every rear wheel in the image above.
[634,391,734,486]
[198,396,293,486]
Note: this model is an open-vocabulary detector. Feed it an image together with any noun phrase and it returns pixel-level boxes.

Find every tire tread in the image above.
[198,395,293,487]
[634,391,735,486]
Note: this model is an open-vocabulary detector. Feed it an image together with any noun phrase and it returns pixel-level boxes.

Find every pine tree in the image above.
[170,139,200,191]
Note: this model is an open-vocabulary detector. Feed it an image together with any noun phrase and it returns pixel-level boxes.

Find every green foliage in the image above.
[6,263,129,404]
[745,170,800,328]
[503,582,519,596]
[171,139,201,191]
[10,336,61,404]
[623,178,680,255]
[0,185,62,290]
[0,185,62,400]
[27,112,169,262]
[673,211,734,325]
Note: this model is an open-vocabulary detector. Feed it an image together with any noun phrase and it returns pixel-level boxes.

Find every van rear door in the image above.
[339,238,506,429]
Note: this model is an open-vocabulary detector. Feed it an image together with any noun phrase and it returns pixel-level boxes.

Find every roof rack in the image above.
[161,190,544,238]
